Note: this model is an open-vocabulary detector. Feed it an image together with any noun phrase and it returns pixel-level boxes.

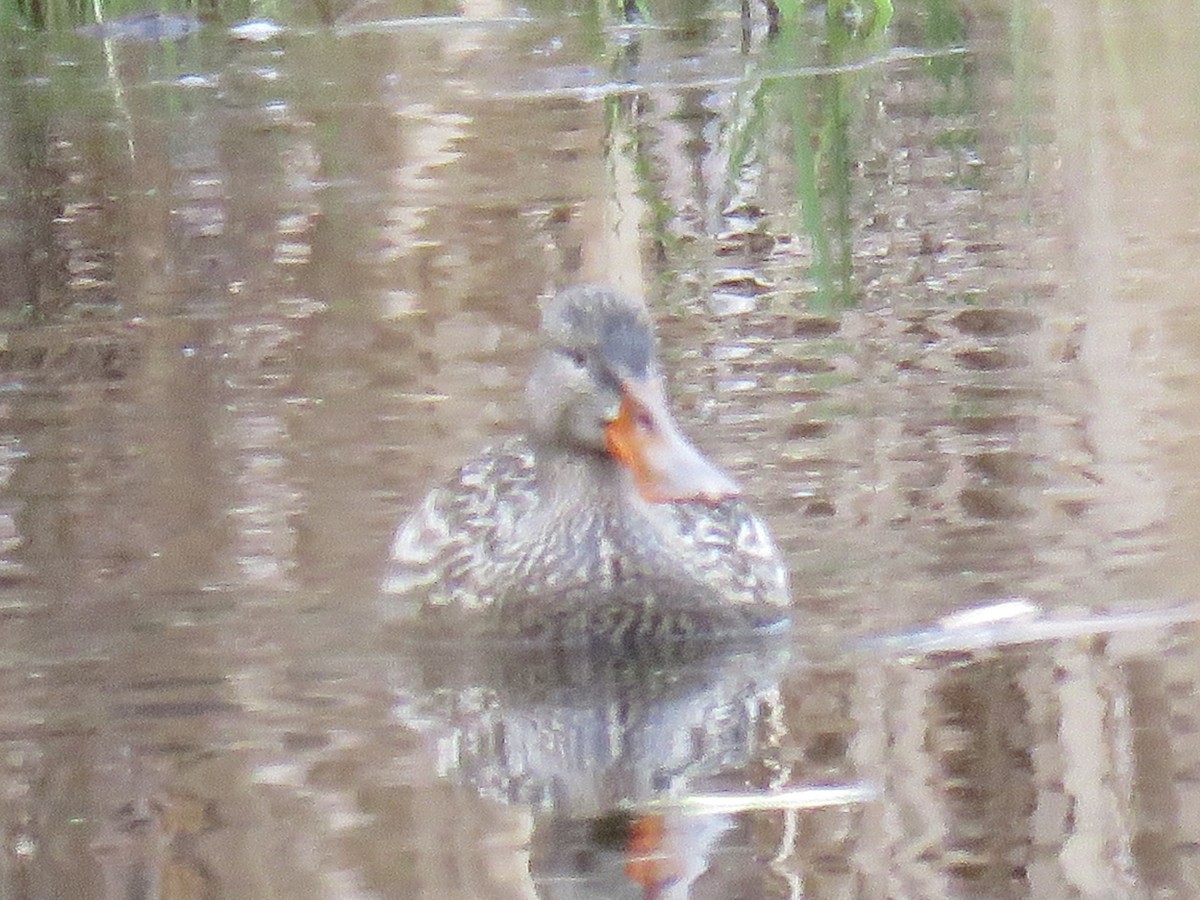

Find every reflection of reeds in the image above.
[722,1,894,311]
[573,0,900,315]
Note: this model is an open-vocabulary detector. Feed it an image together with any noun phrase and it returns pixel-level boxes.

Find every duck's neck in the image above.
[531,442,642,519]
[503,439,708,606]
[520,441,676,592]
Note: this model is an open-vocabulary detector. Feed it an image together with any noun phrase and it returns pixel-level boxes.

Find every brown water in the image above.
[2,0,1200,897]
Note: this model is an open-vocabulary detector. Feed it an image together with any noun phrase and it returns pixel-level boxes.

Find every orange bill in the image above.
[604,381,739,504]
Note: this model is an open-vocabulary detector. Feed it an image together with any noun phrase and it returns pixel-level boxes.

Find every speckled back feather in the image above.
[383,435,790,640]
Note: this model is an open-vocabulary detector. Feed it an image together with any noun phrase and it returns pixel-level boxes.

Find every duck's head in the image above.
[526,285,738,505]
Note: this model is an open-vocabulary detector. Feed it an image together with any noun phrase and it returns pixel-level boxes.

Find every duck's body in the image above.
[383,286,790,646]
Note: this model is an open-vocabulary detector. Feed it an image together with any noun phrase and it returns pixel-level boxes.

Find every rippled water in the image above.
[3,0,1200,897]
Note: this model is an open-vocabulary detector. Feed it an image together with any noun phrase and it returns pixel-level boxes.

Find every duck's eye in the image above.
[562,348,588,369]
[633,407,654,432]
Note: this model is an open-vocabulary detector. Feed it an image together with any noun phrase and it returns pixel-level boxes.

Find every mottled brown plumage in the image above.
[382,285,790,646]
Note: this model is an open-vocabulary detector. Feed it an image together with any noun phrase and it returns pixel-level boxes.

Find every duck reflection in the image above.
[531,807,735,900]
[388,639,787,809]
[384,636,829,898]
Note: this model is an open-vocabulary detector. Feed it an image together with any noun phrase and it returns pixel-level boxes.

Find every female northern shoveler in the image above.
[382,285,790,646]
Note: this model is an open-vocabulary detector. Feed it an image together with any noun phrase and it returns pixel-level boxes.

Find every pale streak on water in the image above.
[0,0,1199,897]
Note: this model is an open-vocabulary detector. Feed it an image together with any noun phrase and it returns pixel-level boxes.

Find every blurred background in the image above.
[2,0,1200,897]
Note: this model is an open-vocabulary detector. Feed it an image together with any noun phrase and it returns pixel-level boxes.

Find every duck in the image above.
[382,285,790,647]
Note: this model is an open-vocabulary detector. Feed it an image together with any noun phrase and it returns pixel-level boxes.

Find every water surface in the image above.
[2,0,1200,897]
